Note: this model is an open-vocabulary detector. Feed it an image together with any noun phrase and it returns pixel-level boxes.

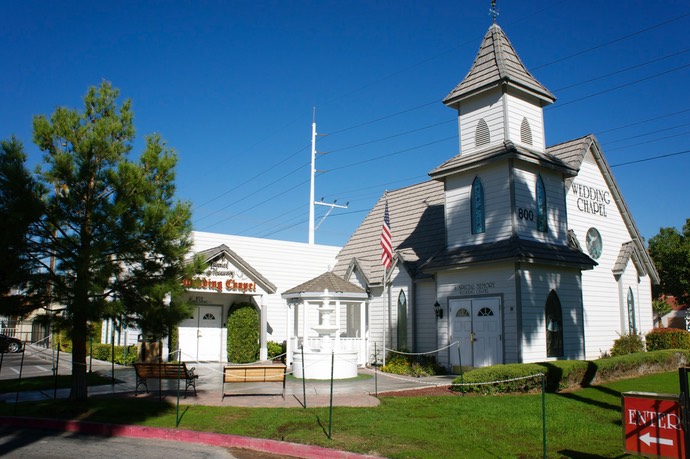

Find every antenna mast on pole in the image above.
[308,108,347,245]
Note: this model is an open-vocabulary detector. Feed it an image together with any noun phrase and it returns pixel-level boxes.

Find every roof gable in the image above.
[548,135,659,284]
[194,244,277,294]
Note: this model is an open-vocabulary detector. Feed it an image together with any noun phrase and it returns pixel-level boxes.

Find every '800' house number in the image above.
[517,208,534,221]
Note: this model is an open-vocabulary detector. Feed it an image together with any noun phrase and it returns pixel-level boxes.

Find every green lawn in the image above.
[0,373,114,393]
[0,371,681,458]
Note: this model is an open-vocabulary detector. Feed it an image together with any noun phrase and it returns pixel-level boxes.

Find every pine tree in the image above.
[26,81,197,401]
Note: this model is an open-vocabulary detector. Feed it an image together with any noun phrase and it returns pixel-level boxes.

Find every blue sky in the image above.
[2,1,689,247]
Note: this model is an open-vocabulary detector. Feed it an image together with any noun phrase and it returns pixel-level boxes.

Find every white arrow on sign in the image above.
[640,432,673,447]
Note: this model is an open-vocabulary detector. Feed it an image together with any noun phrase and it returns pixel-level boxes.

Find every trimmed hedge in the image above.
[227,303,260,363]
[452,350,690,394]
[646,328,690,351]
[89,343,138,365]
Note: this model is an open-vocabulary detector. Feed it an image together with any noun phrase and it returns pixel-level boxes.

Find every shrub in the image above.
[381,352,444,377]
[89,343,138,365]
[453,363,549,394]
[267,341,286,361]
[451,350,690,394]
[227,303,259,363]
[646,328,690,351]
[610,333,645,356]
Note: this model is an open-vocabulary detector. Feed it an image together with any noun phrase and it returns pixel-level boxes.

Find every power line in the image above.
[531,11,690,71]
[552,48,690,92]
[546,62,690,110]
[610,149,690,168]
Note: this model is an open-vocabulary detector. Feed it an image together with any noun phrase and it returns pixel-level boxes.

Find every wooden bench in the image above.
[134,362,198,398]
[222,364,286,400]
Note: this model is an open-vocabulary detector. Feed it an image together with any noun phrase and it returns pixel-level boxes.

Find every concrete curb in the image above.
[0,416,384,459]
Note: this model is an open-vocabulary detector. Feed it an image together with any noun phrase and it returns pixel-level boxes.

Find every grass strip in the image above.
[0,371,681,457]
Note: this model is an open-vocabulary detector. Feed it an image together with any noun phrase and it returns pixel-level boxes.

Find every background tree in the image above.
[0,137,44,316]
[652,298,672,328]
[648,220,690,307]
[25,81,196,401]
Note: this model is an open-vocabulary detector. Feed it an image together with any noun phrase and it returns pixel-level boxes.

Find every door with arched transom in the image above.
[450,298,502,368]
[178,305,222,361]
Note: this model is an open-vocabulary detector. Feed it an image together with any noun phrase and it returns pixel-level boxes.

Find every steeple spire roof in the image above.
[443,23,555,108]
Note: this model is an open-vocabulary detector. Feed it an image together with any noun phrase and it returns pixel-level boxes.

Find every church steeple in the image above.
[444,23,554,155]
[443,23,555,109]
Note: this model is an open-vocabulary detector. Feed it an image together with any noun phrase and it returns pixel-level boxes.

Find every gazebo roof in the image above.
[282,272,367,299]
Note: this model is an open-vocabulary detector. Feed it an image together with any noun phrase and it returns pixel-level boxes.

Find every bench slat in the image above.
[221,364,286,400]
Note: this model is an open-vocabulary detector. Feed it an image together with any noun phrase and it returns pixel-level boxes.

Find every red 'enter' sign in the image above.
[623,392,685,459]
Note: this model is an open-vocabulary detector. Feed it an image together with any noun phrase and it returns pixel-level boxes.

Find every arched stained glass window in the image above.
[202,313,216,321]
[456,308,470,317]
[627,288,636,334]
[471,177,485,234]
[477,307,494,317]
[545,290,563,358]
[536,175,548,233]
[397,290,407,350]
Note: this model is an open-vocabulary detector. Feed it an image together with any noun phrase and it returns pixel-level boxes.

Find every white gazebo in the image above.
[282,272,369,379]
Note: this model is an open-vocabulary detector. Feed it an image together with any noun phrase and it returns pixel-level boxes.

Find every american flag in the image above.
[380,199,392,270]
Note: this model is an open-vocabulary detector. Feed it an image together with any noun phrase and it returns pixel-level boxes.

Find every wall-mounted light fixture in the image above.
[434,300,443,319]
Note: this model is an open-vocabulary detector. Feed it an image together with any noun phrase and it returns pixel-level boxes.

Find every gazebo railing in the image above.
[294,336,366,365]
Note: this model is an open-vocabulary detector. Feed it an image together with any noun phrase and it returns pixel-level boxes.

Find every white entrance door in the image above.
[450,297,502,368]
[178,306,223,361]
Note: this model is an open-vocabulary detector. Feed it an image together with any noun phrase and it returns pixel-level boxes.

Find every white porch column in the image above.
[259,295,268,361]
[335,299,341,351]
[285,300,291,365]
[302,300,308,350]
[360,300,367,365]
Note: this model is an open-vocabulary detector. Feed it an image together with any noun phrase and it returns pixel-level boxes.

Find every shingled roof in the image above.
[332,180,445,285]
[443,23,555,108]
[421,235,596,272]
[429,140,577,179]
[282,271,366,297]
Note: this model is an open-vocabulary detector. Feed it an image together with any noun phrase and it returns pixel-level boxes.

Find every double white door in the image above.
[450,298,502,368]
[178,306,222,361]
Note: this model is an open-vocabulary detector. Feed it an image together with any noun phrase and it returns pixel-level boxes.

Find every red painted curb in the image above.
[0,416,383,459]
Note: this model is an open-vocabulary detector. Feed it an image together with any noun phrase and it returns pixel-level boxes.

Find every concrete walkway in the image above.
[0,349,459,407]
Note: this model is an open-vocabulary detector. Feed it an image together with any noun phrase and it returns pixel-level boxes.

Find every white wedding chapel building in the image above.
[100,21,657,371]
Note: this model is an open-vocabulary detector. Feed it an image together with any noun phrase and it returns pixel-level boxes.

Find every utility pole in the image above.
[308,109,347,245]
[309,111,317,244]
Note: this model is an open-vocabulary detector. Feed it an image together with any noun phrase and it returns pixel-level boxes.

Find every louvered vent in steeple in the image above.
[476,118,490,147]
[520,117,533,145]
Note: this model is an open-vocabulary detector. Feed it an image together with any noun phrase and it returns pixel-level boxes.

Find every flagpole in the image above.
[380,191,392,367]
[383,262,388,367]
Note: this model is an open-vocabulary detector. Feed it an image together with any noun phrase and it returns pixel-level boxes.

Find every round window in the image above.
[586,227,602,259]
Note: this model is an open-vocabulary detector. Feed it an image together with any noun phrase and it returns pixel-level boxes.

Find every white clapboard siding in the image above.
[445,161,511,247]
[459,89,505,154]
[513,165,567,244]
[504,93,546,152]
[519,266,584,363]
[565,151,653,358]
